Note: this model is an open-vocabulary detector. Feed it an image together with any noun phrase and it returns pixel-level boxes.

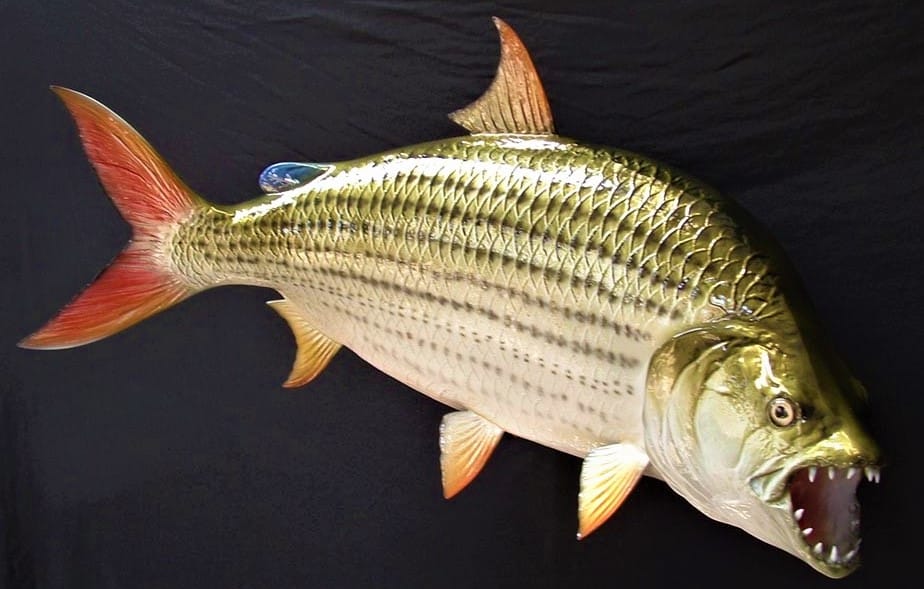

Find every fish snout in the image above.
[813,427,882,469]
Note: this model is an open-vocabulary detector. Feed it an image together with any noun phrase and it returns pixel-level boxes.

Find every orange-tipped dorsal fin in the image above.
[449,18,555,135]
[439,410,504,498]
[576,443,649,539]
[267,298,341,388]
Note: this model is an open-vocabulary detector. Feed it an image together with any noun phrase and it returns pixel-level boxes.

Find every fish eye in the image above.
[768,396,799,427]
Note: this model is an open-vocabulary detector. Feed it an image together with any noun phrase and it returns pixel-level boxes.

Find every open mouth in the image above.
[788,464,880,568]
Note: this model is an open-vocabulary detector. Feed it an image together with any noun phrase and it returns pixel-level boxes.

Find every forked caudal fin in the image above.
[19,87,206,350]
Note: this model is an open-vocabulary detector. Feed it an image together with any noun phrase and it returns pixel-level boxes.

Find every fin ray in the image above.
[268,299,341,388]
[449,18,554,135]
[577,443,648,539]
[439,410,504,498]
[49,87,204,236]
[19,88,203,349]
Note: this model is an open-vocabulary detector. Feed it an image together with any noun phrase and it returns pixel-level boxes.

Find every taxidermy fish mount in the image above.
[20,18,881,578]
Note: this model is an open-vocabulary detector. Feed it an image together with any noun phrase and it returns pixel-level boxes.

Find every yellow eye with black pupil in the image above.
[768,397,798,427]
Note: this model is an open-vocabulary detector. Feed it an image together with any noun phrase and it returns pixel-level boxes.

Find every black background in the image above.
[2,1,922,587]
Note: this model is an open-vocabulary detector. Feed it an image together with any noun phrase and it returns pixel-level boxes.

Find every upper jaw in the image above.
[753,459,881,577]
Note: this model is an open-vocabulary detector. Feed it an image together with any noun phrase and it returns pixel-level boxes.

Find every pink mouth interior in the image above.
[789,465,866,566]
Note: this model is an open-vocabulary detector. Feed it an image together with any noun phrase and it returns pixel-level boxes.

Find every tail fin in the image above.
[19,87,206,350]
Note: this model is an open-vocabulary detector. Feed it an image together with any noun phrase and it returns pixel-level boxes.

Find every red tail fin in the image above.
[19,88,205,350]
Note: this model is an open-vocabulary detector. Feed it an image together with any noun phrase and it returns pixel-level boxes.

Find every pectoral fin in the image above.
[449,18,555,135]
[577,443,649,539]
[439,410,504,498]
[267,299,341,388]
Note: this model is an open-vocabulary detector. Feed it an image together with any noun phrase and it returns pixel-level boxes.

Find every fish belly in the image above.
[281,252,657,457]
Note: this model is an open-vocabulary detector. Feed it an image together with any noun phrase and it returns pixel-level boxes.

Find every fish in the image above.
[19,18,881,578]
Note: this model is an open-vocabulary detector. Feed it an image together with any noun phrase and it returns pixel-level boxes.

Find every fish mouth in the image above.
[785,463,880,572]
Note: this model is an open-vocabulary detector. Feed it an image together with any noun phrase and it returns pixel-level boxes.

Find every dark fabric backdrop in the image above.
[2,1,922,587]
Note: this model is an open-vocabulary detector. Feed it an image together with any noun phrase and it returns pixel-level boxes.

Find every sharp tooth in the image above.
[828,467,836,480]
[847,467,858,479]
[844,548,858,562]
[802,527,814,536]
[830,545,839,563]
[865,467,875,481]
[813,542,824,555]
[808,467,817,483]
[794,508,805,521]
[874,470,881,484]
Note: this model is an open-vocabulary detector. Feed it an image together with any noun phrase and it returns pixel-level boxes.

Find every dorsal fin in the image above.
[449,17,555,135]
[259,162,332,193]
[267,298,341,388]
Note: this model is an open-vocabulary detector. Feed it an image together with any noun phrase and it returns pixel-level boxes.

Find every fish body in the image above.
[21,19,881,578]
[175,133,774,458]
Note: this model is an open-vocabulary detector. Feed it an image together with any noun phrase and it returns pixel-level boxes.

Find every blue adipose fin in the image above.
[258,162,332,193]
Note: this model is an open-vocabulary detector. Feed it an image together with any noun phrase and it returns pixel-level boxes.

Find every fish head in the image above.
[643,319,881,577]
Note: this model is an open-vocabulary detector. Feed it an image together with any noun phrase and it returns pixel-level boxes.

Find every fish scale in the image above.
[180,137,777,319]
[166,134,781,456]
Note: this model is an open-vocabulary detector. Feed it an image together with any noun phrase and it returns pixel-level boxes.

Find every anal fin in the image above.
[267,299,341,388]
[439,410,504,499]
[577,443,649,539]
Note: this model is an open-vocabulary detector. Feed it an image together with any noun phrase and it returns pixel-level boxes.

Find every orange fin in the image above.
[439,410,504,499]
[19,88,205,350]
[576,443,648,540]
[449,17,555,135]
[267,299,341,388]
[49,87,204,237]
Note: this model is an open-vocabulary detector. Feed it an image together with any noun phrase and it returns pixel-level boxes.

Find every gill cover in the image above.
[643,321,760,510]
[642,321,814,572]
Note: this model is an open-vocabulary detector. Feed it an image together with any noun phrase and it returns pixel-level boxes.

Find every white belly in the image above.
[280,254,672,457]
